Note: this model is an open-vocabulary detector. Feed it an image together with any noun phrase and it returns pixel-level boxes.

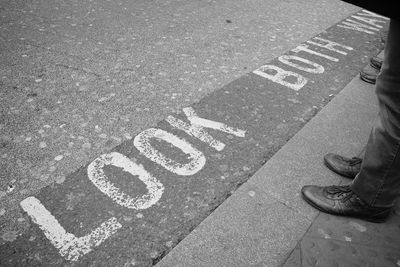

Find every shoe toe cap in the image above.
[301,185,336,211]
[301,185,322,204]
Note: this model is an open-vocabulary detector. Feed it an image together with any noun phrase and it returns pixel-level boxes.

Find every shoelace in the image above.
[326,185,355,202]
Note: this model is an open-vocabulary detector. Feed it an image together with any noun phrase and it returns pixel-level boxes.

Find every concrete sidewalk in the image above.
[156,56,400,266]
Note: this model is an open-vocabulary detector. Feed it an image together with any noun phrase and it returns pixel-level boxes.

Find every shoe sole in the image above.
[370,59,382,70]
[301,191,388,223]
[359,71,376,84]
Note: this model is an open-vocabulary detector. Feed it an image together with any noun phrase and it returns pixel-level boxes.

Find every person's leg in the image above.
[351,18,400,208]
[302,19,400,222]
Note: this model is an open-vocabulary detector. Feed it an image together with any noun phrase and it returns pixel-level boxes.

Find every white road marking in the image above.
[253,37,354,91]
[166,107,246,151]
[351,16,383,28]
[253,65,308,91]
[306,37,353,55]
[337,19,381,34]
[354,9,389,21]
[292,44,339,62]
[337,10,389,34]
[87,152,164,209]
[182,107,246,138]
[20,197,121,261]
[278,55,325,74]
[134,128,206,176]
[166,116,226,151]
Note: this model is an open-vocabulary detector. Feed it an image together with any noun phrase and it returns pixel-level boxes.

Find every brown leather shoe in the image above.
[323,153,361,179]
[301,185,391,223]
[359,70,377,84]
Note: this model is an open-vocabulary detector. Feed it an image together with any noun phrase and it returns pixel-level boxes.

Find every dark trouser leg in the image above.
[351,19,400,208]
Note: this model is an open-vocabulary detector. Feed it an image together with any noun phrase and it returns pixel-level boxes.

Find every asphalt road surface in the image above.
[0,0,388,266]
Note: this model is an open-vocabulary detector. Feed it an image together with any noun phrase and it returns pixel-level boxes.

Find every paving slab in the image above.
[284,204,400,266]
[155,182,312,267]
